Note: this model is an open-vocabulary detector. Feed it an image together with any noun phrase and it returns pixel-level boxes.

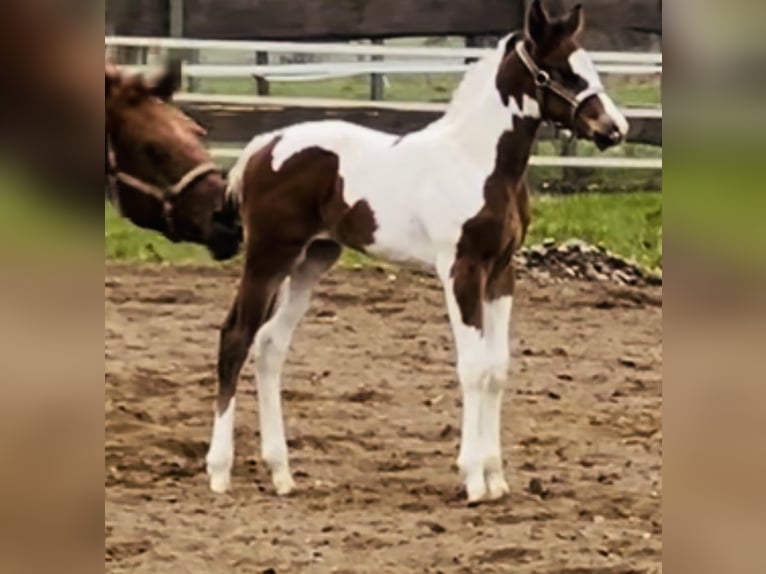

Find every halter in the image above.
[105,133,220,235]
[514,40,604,124]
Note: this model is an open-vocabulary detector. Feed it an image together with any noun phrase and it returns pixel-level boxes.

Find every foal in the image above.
[207,0,629,503]
[106,62,241,260]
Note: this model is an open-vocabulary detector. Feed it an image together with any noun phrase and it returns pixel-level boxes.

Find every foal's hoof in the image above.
[486,472,510,501]
[464,475,489,504]
[273,472,296,496]
[209,473,231,494]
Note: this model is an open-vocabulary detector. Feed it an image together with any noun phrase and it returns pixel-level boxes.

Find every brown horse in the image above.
[0,1,237,257]
[106,62,241,260]
[205,0,629,503]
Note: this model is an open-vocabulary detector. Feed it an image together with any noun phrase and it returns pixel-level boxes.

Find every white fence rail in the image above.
[106,36,662,172]
[173,92,662,121]
[119,61,660,81]
[106,35,662,83]
[105,35,663,65]
[208,146,661,170]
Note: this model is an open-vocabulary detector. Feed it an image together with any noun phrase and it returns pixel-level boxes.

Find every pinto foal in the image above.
[206,1,629,503]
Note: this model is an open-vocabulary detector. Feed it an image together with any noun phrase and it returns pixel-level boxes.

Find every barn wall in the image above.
[106,0,661,49]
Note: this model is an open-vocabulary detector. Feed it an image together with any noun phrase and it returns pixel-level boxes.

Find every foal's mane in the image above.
[440,32,520,123]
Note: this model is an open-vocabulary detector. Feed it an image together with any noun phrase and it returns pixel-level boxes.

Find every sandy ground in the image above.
[105,263,661,573]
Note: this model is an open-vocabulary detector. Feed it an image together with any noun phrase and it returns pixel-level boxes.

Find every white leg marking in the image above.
[436,256,490,502]
[253,275,318,495]
[206,397,236,493]
[482,296,513,500]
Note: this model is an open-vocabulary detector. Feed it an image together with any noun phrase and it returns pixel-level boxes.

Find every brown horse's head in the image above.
[106,61,241,260]
[496,0,629,150]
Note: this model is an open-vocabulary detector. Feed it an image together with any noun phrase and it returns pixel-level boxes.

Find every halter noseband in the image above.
[514,40,604,123]
[105,134,220,235]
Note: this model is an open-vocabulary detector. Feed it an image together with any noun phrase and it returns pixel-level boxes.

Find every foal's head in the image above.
[106,62,241,260]
[497,0,629,150]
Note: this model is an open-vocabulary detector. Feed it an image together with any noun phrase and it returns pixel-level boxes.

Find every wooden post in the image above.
[255,51,270,95]
[370,38,385,101]
[560,134,578,193]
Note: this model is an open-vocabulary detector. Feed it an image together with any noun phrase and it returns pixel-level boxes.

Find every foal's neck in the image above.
[439,84,541,182]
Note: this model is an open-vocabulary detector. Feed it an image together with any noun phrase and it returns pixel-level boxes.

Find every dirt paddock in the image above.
[105,262,661,573]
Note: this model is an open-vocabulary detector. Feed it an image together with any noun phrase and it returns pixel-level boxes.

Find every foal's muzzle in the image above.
[592,121,625,151]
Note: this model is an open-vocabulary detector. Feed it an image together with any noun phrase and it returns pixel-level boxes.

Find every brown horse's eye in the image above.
[143,143,168,164]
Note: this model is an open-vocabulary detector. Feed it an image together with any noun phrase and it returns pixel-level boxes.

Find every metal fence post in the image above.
[370,38,385,101]
[255,51,270,95]
[169,0,199,92]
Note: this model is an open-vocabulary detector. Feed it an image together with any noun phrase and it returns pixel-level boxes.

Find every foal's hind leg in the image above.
[206,268,283,493]
[253,240,341,495]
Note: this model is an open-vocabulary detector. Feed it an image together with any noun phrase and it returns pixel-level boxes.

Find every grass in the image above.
[105,191,662,271]
[105,204,210,263]
[527,191,662,271]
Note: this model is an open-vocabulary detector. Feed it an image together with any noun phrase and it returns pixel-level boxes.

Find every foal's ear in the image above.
[562,3,585,39]
[150,58,183,101]
[526,0,550,45]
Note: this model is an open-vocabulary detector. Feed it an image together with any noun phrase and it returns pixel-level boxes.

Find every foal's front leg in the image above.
[437,256,491,502]
[481,296,513,499]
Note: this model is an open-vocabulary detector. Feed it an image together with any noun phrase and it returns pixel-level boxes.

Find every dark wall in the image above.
[106,0,168,36]
[106,0,523,39]
[546,0,661,50]
[183,0,524,40]
[178,99,661,146]
[106,1,661,48]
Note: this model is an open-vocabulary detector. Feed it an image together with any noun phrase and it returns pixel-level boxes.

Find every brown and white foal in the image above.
[207,1,629,503]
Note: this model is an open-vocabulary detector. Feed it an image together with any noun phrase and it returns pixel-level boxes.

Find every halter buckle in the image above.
[534,70,551,87]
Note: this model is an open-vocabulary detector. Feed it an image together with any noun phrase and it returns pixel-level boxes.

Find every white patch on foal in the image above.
[568,49,629,136]
[510,94,541,122]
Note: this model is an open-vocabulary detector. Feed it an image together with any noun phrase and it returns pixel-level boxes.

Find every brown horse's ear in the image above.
[562,3,585,39]
[150,58,183,101]
[105,63,119,97]
[526,0,550,45]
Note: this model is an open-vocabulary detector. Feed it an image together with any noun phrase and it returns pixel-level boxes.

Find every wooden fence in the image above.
[106,0,661,50]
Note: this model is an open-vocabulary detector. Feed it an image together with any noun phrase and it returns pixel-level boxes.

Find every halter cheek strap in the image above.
[106,134,220,235]
[514,40,605,121]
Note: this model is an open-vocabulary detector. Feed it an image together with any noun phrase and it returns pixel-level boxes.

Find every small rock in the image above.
[418,520,447,534]
[528,477,550,499]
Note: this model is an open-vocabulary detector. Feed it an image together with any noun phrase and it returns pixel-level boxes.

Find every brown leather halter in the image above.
[106,133,220,235]
[514,39,605,124]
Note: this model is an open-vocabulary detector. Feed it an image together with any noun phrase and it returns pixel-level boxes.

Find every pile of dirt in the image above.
[517,239,662,287]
